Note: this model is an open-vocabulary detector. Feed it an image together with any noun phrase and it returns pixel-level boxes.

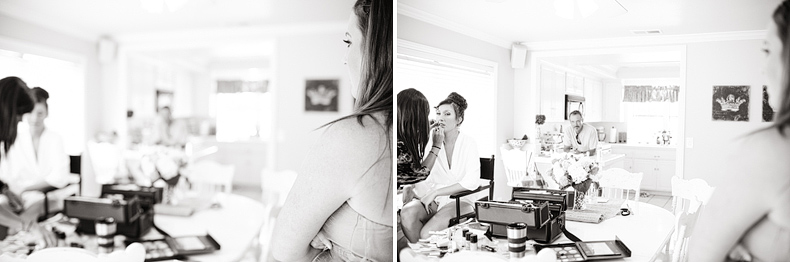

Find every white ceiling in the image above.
[0,0,354,68]
[400,0,778,80]
[399,0,779,45]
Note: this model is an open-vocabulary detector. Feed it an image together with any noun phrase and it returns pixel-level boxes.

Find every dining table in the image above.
[401,201,674,261]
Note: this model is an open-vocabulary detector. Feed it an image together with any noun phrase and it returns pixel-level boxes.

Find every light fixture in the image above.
[140,0,189,13]
[554,0,599,20]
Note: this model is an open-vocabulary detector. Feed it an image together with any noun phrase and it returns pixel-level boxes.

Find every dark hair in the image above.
[0,76,34,154]
[569,110,583,119]
[436,92,468,125]
[772,1,790,135]
[324,0,392,131]
[398,88,430,169]
[30,87,49,110]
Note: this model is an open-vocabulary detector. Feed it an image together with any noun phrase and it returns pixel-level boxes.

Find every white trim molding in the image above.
[398,3,512,49]
[398,39,500,69]
[521,30,766,51]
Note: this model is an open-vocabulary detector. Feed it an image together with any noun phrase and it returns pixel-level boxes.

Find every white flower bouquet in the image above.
[549,153,601,193]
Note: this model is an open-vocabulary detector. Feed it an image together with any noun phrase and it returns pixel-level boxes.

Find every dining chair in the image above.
[597,167,643,213]
[40,154,83,220]
[448,155,494,226]
[259,169,298,262]
[187,160,235,196]
[650,176,715,262]
[499,144,536,187]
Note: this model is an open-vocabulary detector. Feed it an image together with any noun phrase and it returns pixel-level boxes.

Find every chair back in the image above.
[499,144,534,187]
[598,168,643,205]
[480,155,495,200]
[650,176,715,262]
[188,160,235,195]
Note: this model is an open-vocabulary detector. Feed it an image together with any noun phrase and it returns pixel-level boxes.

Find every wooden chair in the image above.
[187,160,235,197]
[41,154,82,220]
[499,144,535,187]
[448,155,495,226]
[650,176,715,262]
[597,167,643,213]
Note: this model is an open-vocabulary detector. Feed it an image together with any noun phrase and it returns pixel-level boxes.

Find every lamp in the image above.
[554,0,599,19]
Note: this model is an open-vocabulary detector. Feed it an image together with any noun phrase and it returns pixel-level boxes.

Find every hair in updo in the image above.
[436,92,468,125]
[30,87,49,109]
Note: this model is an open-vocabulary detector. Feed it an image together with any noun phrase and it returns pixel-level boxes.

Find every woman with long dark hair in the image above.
[689,1,790,261]
[272,0,392,261]
[400,92,481,243]
[0,76,35,230]
[397,88,443,186]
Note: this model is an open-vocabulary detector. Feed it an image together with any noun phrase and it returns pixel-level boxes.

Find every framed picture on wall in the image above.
[305,79,339,112]
[712,85,749,122]
[156,89,173,112]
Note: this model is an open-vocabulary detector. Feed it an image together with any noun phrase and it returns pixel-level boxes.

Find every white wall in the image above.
[272,31,352,172]
[398,15,516,200]
[0,13,101,150]
[683,39,771,187]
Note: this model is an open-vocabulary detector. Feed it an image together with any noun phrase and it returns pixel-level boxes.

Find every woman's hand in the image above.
[430,122,445,147]
[420,191,438,214]
[402,185,417,203]
[310,231,333,250]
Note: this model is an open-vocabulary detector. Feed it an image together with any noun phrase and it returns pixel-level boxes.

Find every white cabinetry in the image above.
[611,146,676,192]
[539,66,566,121]
[601,81,623,122]
[565,73,584,96]
[583,79,602,122]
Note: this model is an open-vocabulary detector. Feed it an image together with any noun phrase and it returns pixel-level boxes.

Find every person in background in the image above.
[400,92,480,243]
[688,1,790,261]
[2,87,76,220]
[151,106,187,148]
[272,0,393,261]
[397,88,444,187]
[0,76,35,231]
[562,110,598,156]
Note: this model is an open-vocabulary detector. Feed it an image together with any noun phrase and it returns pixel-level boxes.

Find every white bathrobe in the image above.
[415,131,481,208]
[0,125,72,208]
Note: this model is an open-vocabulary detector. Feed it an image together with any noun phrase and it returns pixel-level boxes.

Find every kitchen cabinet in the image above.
[611,145,676,192]
[601,81,623,122]
[583,79,603,122]
[539,65,566,121]
[566,73,584,96]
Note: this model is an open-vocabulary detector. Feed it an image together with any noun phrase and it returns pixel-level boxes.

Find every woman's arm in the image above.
[688,134,788,261]
[271,118,386,261]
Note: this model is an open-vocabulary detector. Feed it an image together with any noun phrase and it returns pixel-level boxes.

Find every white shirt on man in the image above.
[562,123,599,153]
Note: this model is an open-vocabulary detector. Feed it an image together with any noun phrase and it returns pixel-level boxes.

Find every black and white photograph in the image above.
[304,79,339,112]
[2,0,790,261]
[712,85,750,122]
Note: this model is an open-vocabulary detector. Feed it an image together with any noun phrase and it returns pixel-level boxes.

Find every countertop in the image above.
[534,153,625,164]
[603,142,677,149]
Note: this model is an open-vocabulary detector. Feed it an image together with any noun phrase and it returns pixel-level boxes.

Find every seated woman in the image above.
[397,88,444,187]
[400,92,481,242]
[271,0,393,261]
[688,2,790,261]
[0,76,35,231]
[1,87,76,221]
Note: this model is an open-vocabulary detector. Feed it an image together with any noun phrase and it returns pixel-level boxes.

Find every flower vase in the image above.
[573,189,588,210]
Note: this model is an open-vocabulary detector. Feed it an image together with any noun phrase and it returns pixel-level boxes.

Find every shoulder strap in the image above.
[562,226,582,242]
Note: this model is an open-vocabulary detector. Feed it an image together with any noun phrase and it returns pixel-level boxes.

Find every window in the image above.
[0,49,85,154]
[395,41,498,156]
[621,79,680,145]
[214,80,271,142]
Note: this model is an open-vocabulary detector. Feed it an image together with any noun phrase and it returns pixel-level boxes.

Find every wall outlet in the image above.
[685,137,693,148]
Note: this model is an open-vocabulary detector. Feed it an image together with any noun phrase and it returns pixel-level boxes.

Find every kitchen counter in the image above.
[534,153,626,165]
[605,143,677,149]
